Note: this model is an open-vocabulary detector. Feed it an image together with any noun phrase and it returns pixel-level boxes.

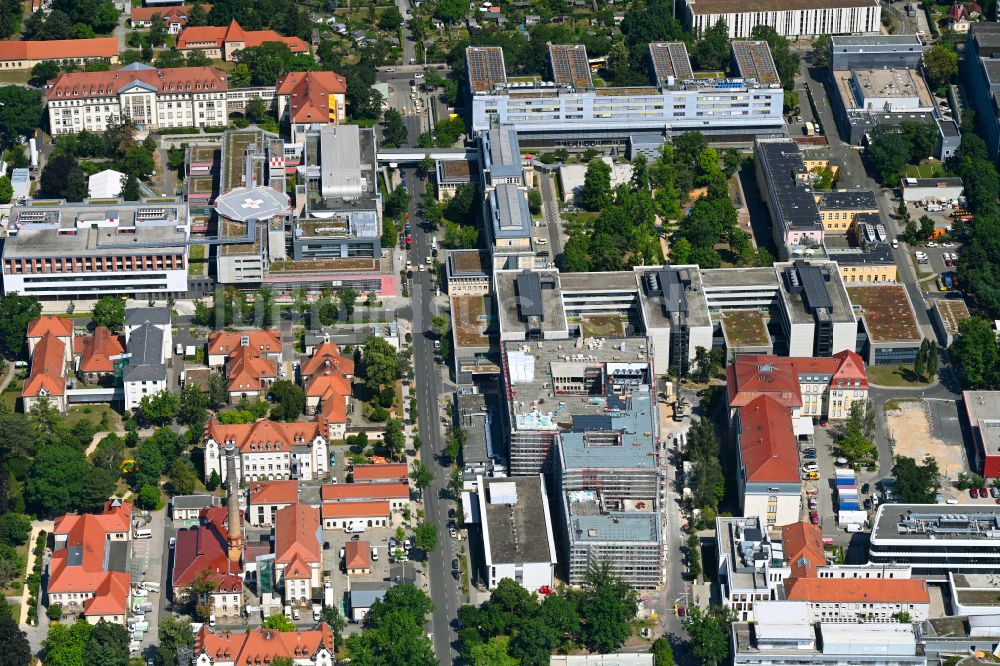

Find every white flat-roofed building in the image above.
[732,612,925,665]
[686,0,880,39]
[469,42,785,140]
[2,199,189,299]
[476,474,557,593]
[869,504,1000,579]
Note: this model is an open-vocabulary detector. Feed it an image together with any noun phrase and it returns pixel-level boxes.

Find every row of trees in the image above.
[684,417,724,525]
[950,317,1000,389]
[23,0,118,41]
[954,112,1000,317]
[458,566,640,664]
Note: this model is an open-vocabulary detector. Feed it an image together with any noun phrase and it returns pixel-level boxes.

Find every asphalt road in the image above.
[403,167,461,662]
[539,172,564,262]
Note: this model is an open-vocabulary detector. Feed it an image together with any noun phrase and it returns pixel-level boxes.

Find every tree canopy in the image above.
[892,455,941,504]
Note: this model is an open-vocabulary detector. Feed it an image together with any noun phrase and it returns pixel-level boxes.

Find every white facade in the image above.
[248,500,293,527]
[204,430,328,485]
[49,86,228,135]
[742,492,801,528]
[472,83,785,135]
[686,1,881,39]
[124,377,167,412]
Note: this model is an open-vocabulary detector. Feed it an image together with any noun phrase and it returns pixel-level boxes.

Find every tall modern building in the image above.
[685,0,880,38]
[468,42,785,143]
[2,198,189,299]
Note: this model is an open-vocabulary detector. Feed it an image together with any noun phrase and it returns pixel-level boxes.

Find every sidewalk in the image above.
[18,519,53,625]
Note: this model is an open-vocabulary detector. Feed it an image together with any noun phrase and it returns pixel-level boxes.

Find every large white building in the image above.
[468,42,785,140]
[685,0,881,39]
[475,474,557,593]
[203,416,329,485]
[2,199,190,299]
[46,63,230,135]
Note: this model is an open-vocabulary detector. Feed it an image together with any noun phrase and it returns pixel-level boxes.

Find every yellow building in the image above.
[816,189,879,232]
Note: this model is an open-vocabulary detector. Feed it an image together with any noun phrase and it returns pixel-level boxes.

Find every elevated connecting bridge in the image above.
[375,148,478,164]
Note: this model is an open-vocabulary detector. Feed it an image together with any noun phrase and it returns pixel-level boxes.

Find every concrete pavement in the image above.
[404,167,461,662]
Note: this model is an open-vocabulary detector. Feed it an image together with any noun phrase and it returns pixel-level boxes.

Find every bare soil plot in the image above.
[886,400,965,481]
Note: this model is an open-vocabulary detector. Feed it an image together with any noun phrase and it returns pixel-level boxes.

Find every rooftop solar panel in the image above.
[649,42,694,84]
[549,43,593,88]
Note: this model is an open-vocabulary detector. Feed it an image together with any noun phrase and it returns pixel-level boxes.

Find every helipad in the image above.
[216,186,290,222]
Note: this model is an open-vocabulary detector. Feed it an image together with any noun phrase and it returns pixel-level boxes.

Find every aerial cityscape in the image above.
[1,0,1000,664]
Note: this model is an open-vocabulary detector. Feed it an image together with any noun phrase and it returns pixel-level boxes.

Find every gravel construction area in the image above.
[886,400,965,485]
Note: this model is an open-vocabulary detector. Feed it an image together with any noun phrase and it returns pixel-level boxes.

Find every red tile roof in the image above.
[783,577,930,604]
[23,332,66,398]
[176,21,307,53]
[344,540,371,570]
[274,503,321,566]
[781,521,825,578]
[27,315,73,339]
[727,356,802,409]
[322,482,409,502]
[50,500,133,618]
[208,329,282,357]
[0,38,119,62]
[47,66,227,101]
[727,351,868,407]
[226,345,278,392]
[301,341,354,378]
[352,463,408,483]
[204,416,326,454]
[172,506,243,588]
[791,350,868,389]
[320,500,390,519]
[195,625,334,664]
[738,396,800,483]
[248,479,299,506]
[275,71,347,124]
[129,4,210,25]
[78,326,126,374]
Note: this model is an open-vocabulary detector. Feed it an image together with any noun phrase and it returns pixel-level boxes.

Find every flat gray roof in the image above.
[817,189,879,210]
[4,223,187,259]
[501,336,653,429]
[482,475,555,564]
[566,495,660,544]
[776,260,856,326]
[755,139,823,233]
[872,504,1000,541]
[482,128,523,180]
[831,35,922,46]
[560,389,657,470]
[495,269,568,337]
[489,184,532,239]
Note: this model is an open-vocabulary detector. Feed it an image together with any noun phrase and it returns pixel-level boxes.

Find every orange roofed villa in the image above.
[176,20,308,61]
[203,416,329,485]
[48,499,132,625]
[193,624,335,666]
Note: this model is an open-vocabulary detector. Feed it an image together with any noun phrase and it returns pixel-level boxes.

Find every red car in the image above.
[810,511,820,525]
[405,234,413,245]
[982,487,990,498]
[971,487,980,498]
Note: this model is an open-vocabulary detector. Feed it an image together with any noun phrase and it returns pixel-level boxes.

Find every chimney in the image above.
[224,444,242,563]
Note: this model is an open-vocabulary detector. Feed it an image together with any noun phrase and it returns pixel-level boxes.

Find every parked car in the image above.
[802,447,817,454]
[926,241,939,247]
[971,487,980,498]
[802,463,819,473]
[861,483,870,494]
[809,511,820,525]
[982,486,990,498]
[942,241,955,247]
[449,527,458,539]
[802,452,817,460]
[990,487,1000,499]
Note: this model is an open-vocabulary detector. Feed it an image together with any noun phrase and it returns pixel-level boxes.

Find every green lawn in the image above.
[867,365,929,387]
[904,162,947,178]
[188,244,207,276]
[0,541,30,597]
[0,70,31,84]
[67,403,121,430]
[2,378,22,412]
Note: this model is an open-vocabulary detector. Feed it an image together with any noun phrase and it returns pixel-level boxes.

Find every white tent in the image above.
[88,169,125,199]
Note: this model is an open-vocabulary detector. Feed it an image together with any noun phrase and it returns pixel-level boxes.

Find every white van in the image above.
[371,547,379,562]
[134,528,152,539]
[344,522,365,534]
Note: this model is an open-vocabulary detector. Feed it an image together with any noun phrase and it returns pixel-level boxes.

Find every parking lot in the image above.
[799,424,880,547]
[130,507,166,651]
